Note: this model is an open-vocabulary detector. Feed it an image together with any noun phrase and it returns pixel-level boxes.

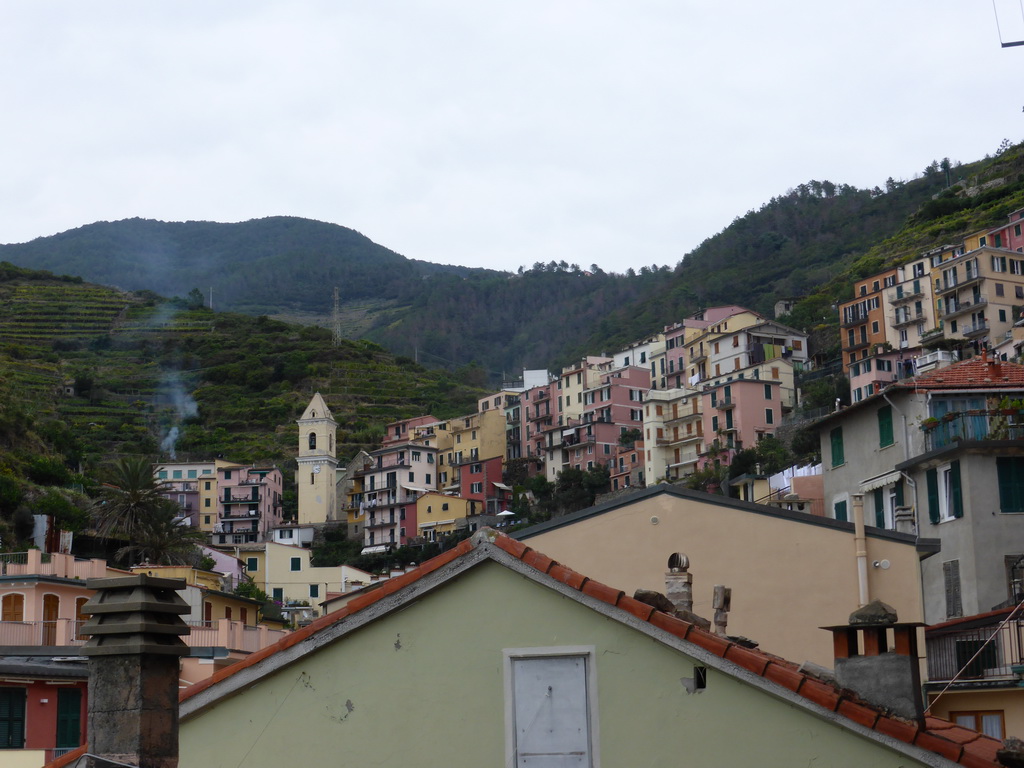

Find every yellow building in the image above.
[416,493,479,540]
[244,541,373,616]
[446,409,506,465]
[296,393,339,525]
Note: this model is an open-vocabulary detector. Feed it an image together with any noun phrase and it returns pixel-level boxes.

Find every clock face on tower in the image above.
[313,464,321,474]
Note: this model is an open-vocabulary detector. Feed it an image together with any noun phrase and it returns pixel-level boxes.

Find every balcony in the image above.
[690,350,707,364]
[963,320,991,338]
[926,614,1023,685]
[941,296,987,321]
[365,517,397,529]
[935,274,982,296]
[921,409,1024,451]
[223,494,261,505]
[892,310,926,328]
[889,285,924,304]
[840,310,870,328]
[714,397,735,410]
[0,618,288,653]
[220,509,261,521]
[920,326,946,345]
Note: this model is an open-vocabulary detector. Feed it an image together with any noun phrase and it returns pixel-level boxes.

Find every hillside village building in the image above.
[155,459,284,546]
[817,357,1024,626]
[840,211,1024,402]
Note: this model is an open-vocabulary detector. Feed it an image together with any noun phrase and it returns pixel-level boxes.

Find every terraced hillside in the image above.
[0,265,486,477]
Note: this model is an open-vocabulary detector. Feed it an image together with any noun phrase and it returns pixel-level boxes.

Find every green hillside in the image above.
[0,265,488,548]
[3,142,1024,376]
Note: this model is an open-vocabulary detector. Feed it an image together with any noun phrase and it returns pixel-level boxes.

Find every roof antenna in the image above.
[992,0,1024,47]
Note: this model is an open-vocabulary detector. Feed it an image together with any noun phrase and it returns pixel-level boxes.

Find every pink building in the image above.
[358,441,437,550]
[699,378,782,468]
[565,366,650,473]
[383,415,438,447]
[609,439,645,490]
[213,465,284,547]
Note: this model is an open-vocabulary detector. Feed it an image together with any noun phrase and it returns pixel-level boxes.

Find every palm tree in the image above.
[116,505,207,566]
[93,456,171,540]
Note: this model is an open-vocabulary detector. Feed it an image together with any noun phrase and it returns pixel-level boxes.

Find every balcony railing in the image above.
[0,618,289,653]
[963,320,990,337]
[889,286,924,304]
[0,551,109,580]
[922,410,1024,451]
[927,618,1024,683]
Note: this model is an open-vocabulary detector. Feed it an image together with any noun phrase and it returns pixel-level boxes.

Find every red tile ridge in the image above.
[56,529,1003,768]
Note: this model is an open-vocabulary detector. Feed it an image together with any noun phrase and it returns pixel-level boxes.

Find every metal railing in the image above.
[0,619,289,653]
[923,411,1024,451]
[927,619,1024,682]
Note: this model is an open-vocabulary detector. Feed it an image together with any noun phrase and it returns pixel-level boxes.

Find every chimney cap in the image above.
[849,599,898,626]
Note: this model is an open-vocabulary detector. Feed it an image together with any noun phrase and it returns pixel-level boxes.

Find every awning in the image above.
[360,545,389,555]
[401,484,431,494]
[492,482,512,491]
[860,470,902,493]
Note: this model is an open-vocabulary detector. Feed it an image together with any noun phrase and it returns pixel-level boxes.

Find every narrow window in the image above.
[878,405,894,447]
[830,427,844,467]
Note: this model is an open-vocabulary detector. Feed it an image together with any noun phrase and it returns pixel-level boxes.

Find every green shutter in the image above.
[834,500,848,522]
[878,406,894,447]
[0,688,26,748]
[831,428,844,467]
[895,479,905,507]
[873,488,885,528]
[56,688,82,749]
[998,457,1024,513]
[927,468,940,524]
[950,460,963,518]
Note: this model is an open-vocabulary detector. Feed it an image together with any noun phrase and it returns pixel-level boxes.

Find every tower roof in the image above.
[298,392,334,423]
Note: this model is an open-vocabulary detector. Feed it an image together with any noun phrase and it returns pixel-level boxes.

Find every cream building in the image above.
[514,485,931,668]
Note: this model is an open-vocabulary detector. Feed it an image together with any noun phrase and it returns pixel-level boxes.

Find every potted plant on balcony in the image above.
[920,417,939,430]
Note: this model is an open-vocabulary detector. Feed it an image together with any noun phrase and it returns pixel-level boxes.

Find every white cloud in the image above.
[0,1,1020,273]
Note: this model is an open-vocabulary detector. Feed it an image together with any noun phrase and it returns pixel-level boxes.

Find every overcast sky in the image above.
[1,2,1022,274]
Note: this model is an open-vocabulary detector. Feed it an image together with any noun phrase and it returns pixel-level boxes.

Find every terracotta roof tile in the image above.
[898,357,1024,391]
[837,699,879,729]
[50,530,1004,768]
[615,594,656,623]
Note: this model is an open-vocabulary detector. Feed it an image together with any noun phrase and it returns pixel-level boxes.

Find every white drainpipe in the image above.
[852,493,869,607]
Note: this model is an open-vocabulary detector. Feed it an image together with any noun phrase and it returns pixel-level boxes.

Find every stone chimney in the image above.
[77,574,189,768]
[665,552,693,613]
[824,601,924,725]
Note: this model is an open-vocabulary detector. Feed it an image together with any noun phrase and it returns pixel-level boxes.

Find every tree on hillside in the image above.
[92,456,171,540]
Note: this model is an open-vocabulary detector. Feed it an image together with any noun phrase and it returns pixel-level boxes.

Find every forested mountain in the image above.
[4,141,1024,376]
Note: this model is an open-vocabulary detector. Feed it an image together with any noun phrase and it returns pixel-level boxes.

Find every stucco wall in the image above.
[915,452,1024,623]
[519,493,924,666]
[927,687,1024,740]
[180,562,934,768]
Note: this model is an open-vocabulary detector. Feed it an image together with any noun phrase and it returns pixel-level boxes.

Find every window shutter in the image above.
[926,468,940,524]
[878,406,894,447]
[830,428,844,467]
[895,479,905,507]
[0,688,26,748]
[944,560,963,618]
[998,457,1024,513]
[950,460,963,518]
[834,500,848,522]
[873,488,885,528]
